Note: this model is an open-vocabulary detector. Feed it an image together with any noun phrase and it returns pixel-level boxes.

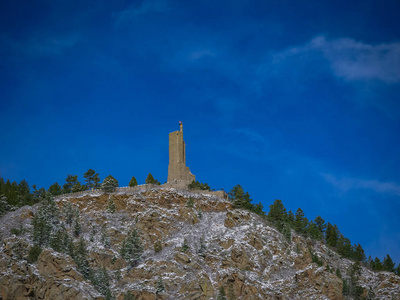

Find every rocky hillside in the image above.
[0,186,399,299]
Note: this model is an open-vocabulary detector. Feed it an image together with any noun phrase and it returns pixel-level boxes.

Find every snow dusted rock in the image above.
[0,187,399,299]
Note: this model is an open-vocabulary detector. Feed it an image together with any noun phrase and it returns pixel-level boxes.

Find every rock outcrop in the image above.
[0,187,399,299]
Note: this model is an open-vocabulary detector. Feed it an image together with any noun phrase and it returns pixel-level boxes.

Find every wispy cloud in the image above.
[274,36,400,83]
[235,128,268,146]
[323,174,400,196]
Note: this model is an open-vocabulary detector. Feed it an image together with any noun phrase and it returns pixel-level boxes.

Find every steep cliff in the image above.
[0,187,399,299]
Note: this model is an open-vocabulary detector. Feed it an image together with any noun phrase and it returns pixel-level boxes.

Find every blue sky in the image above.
[1,0,400,263]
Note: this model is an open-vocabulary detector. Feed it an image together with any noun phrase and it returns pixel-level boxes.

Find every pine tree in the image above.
[28,245,42,263]
[101,175,119,193]
[32,193,59,246]
[63,202,76,227]
[129,176,138,187]
[74,237,91,279]
[71,181,86,192]
[395,263,400,276]
[314,216,327,235]
[107,197,116,213]
[145,173,160,185]
[353,244,366,262]
[63,175,79,194]
[325,223,339,248]
[294,208,308,234]
[217,286,227,300]
[307,221,322,240]
[228,184,252,210]
[48,182,62,196]
[156,276,165,294]
[282,222,292,242]
[181,238,189,253]
[101,226,111,248]
[372,257,383,271]
[91,267,112,300]
[123,291,136,300]
[84,169,100,190]
[74,216,82,237]
[198,237,206,258]
[267,199,287,231]
[0,194,12,217]
[347,261,363,298]
[336,234,352,258]
[382,254,395,272]
[120,228,144,266]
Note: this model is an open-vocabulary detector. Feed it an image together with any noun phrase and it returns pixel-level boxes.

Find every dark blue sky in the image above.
[1,0,400,263]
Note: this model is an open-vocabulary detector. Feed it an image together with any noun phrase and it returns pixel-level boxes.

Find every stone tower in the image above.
[167,121,195,183]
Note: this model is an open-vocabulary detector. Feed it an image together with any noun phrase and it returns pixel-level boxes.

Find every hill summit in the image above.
[1,186,399,299]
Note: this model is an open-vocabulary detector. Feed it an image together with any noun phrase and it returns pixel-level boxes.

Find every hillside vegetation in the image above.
[1,185,400,299]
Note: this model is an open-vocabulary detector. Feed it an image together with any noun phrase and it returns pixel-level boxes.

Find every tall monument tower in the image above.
[167,121,195,183]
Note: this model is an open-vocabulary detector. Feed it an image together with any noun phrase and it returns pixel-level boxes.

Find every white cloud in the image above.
[323,174,400,196]
[275,36,400,83]
[235,128,268,146]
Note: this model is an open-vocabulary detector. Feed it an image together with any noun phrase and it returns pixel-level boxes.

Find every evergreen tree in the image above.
[307,221,323,240]
[314,216,327,235]
[74,215,82,237]
[294,208,308,234]
[50,224,70,254]
[32,193,59,246]
[336,234,352,258]
[372,257,383,271]
[353,244,366,262]
[228,184,253,210]
[120,228,144,267]
[63,202,77,227]
[0,194,12,217]
[74,237,91,279]
[181,238,189,253]
[382,254,395,272]
[366,255,373,269]
[107,197,116,213]
[63,175,79,194]
[282,222,292,242]
[145,173,160,185]
[395,264,400,276]
[101,175,119,193]
[84,169,99,190]
[156,276,165,294]
[267,199,287,231]
[101,225,111,248]
[123,291,136,300]
[325,223,339,248]
[286,210,295,225]
[71,181,86,192]
[48,182,62,196]
[347,261,364,298]
[253,202,265,216]
[217,286,227,300]
[28,245,42,263]
[129,176,138,187]
[188,180,211,190]
[18,179,32,205]
[91,267,112,299]
[32,185,46,202]
[198,237,206,258]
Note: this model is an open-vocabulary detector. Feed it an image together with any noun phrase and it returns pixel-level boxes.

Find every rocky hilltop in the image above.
[1,186,399,299]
